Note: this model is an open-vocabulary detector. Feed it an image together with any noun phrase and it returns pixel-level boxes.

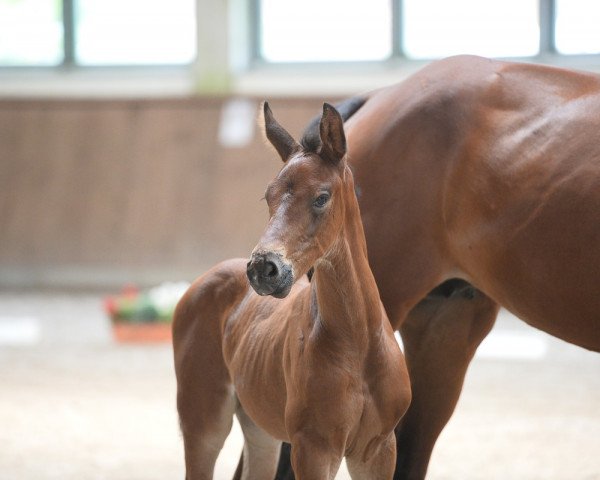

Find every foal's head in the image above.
[246,102,350,298]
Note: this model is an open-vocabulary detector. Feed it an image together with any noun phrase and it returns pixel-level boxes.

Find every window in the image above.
[555,0,600,55]
[3,0,600,69]
[0,0,196,67]
[402,0,539,59]
[259,0,391,62]
[0,0,63,66]
[76,0,196,65]
[257,0,600,62]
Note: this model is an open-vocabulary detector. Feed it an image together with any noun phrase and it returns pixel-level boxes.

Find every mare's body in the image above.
[277,55,600,479]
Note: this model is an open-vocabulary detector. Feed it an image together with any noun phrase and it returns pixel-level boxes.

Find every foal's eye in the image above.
[313,193,330,208]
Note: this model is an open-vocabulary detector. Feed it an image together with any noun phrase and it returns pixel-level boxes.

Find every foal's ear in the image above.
[262,101,300,162]
[319,103,346,164]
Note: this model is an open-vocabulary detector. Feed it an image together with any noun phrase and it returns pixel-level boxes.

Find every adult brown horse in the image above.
[274,55,600,479]
[173,103,411,479]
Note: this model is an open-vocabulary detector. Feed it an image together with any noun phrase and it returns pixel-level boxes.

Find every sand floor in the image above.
[0,292,599,480]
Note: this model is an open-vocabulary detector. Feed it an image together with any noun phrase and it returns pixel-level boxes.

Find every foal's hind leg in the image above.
[179,388,237,480]
[394,286,498,480]
[235,404,281,480]
[173,280,243,480]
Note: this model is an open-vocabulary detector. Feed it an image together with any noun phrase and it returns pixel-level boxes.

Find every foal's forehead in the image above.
[276,153,337,187]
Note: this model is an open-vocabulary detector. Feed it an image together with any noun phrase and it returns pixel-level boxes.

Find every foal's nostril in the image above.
[247,252,292,297]
[264,261,278,278]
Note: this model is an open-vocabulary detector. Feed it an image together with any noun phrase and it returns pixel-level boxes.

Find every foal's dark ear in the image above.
[319,103,346,164]
[263,101,300,162]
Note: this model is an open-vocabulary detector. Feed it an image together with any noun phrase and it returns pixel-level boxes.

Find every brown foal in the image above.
[173,103,411,479]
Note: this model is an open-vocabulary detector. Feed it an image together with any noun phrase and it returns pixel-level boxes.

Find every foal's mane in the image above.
[300,96,367,153]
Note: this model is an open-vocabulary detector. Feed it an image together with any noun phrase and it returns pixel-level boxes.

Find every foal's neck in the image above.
[311,168,382,338]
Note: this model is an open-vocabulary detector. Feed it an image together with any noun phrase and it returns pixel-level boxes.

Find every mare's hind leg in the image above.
[235,404,281,480]
[394,283,499,480]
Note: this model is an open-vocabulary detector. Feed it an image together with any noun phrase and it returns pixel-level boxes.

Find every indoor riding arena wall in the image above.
[0,97,335,289]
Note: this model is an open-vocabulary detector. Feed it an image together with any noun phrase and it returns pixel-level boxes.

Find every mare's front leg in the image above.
[394,285,498,480]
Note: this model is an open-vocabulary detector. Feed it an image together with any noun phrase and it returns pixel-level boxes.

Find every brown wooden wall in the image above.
[0,97,332,288]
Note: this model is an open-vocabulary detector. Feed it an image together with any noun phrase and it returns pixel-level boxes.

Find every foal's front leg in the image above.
[346,432,397,480]
[289,433,344,480]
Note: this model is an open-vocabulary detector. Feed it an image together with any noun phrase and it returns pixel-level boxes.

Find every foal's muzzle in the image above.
[246,252,293,298]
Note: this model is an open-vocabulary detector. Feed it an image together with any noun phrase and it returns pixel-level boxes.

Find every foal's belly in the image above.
[234,382,289,441]
[222,284,308,441]
[228,334,289,441]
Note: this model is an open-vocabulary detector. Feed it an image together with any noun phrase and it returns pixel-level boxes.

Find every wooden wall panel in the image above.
[0,97,332,288]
